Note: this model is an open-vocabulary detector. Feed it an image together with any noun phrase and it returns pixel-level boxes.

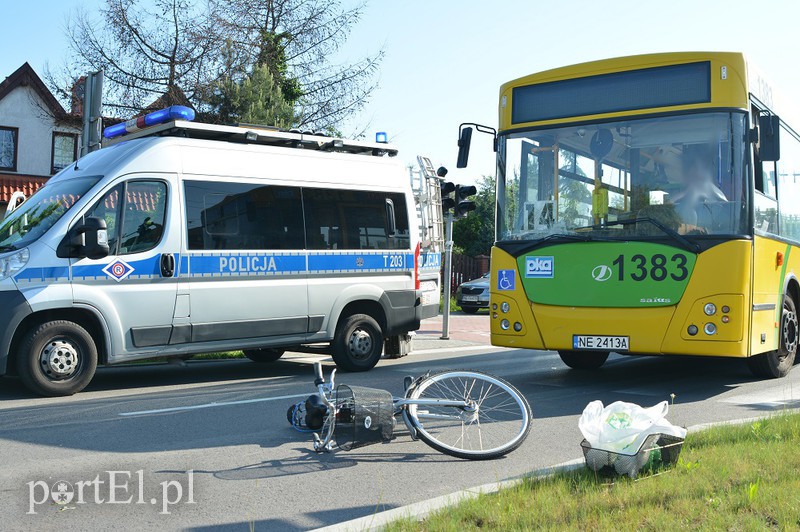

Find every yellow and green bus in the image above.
[457,52,800,378]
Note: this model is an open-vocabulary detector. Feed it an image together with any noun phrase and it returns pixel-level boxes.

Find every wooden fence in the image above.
[442,254,490,293]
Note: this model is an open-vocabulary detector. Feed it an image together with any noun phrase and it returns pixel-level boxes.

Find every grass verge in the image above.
[385,412,800,530]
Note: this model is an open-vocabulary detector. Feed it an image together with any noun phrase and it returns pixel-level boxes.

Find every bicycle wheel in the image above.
[405,371,531,460]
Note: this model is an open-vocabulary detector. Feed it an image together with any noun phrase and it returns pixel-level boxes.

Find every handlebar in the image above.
[313,362,325,386]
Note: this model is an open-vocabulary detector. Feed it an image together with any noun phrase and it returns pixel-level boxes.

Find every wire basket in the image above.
[581,433,684,479]
[334,385,395,451]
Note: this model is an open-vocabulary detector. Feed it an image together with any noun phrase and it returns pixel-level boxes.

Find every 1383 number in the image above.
[610,253,689,282]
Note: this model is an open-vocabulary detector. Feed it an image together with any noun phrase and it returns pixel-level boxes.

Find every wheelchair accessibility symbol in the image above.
[497,270,515,291]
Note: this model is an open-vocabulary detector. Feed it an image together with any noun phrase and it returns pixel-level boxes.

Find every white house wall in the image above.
[0,85,81,176]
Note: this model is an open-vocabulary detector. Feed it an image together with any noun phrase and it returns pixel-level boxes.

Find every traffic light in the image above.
[454,184,477,218]
[441,181,455,213]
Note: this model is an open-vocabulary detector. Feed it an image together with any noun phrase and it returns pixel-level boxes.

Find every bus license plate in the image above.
[573,335,629,351]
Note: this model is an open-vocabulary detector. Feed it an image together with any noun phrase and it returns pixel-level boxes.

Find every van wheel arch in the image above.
[334,299,387,336]
[10,309,109,374]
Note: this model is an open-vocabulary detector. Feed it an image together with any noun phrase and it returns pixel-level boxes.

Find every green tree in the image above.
[453,175,496,257]
[210,0,383,132]
[206,62,295,127]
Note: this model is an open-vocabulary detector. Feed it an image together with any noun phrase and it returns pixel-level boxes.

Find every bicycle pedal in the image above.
[403,376,413,391]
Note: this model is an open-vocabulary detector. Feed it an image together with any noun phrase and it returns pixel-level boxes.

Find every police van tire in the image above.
[331,314,383,372]
[17,320,98,397]
[243,348,285,363]
[747,295,798,379]
[558,350,609,370]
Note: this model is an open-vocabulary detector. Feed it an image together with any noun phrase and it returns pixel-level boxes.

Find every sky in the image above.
[3,0,800,185]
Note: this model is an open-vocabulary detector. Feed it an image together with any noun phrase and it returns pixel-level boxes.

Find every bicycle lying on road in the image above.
[288,363,531,460]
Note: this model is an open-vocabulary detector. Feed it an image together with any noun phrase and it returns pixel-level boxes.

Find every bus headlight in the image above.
[704,303,716,316]
[500,319,510,330]
[704,323,717,335]
[0,248,29,281]
[500,302,510,313]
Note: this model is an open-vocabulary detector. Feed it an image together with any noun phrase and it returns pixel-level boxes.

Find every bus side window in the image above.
[777,125,800,241]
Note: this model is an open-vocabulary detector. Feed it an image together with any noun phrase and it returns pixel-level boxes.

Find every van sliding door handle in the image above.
[160,253,175,278]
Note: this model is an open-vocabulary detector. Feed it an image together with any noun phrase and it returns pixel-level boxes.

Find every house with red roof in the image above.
[0,63,83,218]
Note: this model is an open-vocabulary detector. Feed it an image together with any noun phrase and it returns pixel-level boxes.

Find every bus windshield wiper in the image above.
[597,217,701,253]
[538,232,593,244]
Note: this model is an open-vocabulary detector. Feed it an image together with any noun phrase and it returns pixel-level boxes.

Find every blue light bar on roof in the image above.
[103,105,196,139]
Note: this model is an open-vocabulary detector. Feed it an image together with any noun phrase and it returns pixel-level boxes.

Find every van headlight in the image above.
[0,248,29,280]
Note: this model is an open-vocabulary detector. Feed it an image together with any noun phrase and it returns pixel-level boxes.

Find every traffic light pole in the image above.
[440,212,454,340]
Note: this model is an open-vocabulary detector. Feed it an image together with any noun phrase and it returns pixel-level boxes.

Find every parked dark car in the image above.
[455,272,490,313]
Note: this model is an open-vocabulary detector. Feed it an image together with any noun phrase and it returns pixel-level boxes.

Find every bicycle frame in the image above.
[307,363,473,452]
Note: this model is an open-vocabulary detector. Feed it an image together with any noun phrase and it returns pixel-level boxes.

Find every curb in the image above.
[310,458,585,532]
[311,415,788,532]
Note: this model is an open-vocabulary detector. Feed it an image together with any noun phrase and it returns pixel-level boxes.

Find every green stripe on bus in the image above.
[776,245,792,344]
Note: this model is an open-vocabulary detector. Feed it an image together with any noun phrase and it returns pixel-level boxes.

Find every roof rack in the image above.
[104,118,398,157]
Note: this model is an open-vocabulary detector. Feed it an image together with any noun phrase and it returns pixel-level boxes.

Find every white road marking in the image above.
[119,393,309,416]
[719,386,800,407]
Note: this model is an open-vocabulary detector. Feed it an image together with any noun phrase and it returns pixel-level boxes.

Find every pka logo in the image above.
[102,260,134,282]
[591,264,613,282]
[525,256,554,278]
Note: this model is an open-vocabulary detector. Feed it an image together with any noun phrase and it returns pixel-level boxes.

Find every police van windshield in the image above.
[0,176,101,251]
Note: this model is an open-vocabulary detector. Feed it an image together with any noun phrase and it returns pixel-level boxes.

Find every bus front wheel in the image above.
[558,350,609,370]
[748,295,798,379]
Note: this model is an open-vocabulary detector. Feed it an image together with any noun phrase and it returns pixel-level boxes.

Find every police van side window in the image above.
[304,189,410,250]
[184,181,304,250]
[84,180,167,255]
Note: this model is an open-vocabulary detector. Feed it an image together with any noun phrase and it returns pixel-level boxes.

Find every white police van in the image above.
[0,106,439,396]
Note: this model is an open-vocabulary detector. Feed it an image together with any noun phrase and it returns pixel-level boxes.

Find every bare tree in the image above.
[211,0,384,132]
[47,0,382,133]
[47,0,220,116]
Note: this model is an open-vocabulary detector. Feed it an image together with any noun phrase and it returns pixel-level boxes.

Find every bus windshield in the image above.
[0,176,101,251]
[497,112,748,243]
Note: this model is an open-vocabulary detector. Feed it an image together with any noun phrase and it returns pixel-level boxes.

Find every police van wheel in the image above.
[558,350,609,370]
[243,348,285,363]
[17,320,98,397]
[331,314,383,372]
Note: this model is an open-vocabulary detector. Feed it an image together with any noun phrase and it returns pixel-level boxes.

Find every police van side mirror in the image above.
[57,217,110,259]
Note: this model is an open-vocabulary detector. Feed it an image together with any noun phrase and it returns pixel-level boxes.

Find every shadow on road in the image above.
[0,348,782,456]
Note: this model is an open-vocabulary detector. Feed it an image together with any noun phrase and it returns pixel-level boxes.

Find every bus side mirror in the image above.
[758,114,781,162]
[456,127,473,168]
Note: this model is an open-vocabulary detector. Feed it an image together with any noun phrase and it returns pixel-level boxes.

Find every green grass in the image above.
[190,351,244,360]
[120,351,244,365]
[440,296,459,313]
[384,413,800,531]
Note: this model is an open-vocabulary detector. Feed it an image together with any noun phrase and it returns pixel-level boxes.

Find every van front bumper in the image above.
[0,289,33,375]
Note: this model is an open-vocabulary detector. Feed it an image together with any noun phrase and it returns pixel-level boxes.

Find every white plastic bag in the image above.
[579,400,686,456]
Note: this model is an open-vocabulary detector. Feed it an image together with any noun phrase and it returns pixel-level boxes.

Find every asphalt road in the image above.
[2,315,800,530]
